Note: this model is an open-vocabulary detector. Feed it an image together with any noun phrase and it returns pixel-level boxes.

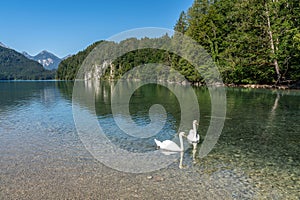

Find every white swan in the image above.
[154,132,186,152]
[187,120,199,144]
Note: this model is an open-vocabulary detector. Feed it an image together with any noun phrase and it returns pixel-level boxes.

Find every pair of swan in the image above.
[154,120,199,152]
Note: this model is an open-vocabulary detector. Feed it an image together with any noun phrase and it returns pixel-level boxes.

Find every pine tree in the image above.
[174,11,188,34]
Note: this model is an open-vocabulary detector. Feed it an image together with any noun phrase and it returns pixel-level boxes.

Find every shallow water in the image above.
[0,81,299,199]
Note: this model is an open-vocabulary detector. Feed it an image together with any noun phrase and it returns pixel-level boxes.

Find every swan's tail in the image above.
[154,139,162,148]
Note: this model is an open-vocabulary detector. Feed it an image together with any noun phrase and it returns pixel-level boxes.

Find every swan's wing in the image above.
[160,140,181,151]
[188,129,195,136]
[187,129,195,142]
[161,140,174,146]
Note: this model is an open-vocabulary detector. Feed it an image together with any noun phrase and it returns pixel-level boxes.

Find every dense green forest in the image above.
[56,41,103,80]
[56,37,203,83]
[180,0,300,85]
[57,0,300,85]
[0,46,55,80]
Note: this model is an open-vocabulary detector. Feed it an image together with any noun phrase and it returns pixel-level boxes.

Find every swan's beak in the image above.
[178,132,186,137]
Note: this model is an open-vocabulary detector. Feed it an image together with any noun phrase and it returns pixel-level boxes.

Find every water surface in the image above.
[0,81,299,199]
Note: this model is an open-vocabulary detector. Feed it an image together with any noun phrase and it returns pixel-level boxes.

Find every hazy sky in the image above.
[0,0,193,57]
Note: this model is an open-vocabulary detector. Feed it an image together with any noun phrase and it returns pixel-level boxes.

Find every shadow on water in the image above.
[56,81,74,101]
[0,81,68,114]
[218,88,299,166]
[70,80,182,153]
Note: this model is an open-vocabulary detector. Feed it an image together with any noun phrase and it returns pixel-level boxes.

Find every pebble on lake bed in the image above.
[154,176,164,182]
[146,175,164,182]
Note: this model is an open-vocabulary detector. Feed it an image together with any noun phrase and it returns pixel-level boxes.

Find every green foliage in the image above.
[0,46,55,80]
[57,0,300,85]
[56,41,103,80]
[56,37,203,83]
[185,0,300,84]
[174,11,188,34]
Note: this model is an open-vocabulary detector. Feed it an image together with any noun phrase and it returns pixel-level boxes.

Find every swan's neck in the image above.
[193,123,197,139]
[179,134,184,151]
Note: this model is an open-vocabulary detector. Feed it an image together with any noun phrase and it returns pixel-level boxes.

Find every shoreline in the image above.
[225,83,291,90]
[192,81,300,90]
[1,79,300,90]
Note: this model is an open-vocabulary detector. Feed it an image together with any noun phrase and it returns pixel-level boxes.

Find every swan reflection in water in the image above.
[158,150,185,169]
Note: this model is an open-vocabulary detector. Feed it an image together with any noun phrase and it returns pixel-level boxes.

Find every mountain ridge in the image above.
[22,50,62,70]
[0,42,9,49]
[0,46,55,80]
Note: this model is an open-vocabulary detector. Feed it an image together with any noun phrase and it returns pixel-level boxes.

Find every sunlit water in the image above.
[0,81,299,199]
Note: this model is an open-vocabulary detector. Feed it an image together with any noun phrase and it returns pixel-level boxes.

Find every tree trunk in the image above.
[265,2,281,84]
[109,61,115,80]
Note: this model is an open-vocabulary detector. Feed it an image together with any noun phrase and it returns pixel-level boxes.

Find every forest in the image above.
[0,46,55,80]
[57,0,300,86]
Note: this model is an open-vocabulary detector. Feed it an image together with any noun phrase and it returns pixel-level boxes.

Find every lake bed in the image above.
[0,81,299,199]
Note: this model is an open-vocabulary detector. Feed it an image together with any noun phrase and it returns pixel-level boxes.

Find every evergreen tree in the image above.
[174,11,188,34]
[180,0,300,84]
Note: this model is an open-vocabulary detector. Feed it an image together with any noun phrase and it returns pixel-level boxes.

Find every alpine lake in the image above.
[0,81,299,199]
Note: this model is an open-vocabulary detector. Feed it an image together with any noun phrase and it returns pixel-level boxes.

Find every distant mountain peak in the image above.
[40,50,49,54]
[22,51,33,59]
[23,50,62,70]
[35,50,53,56]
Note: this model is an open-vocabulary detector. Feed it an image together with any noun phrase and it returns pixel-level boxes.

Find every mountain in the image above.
[0,46,55,80]
[0,42,9,49]
[23,50,61,70]
[22,51,33,59]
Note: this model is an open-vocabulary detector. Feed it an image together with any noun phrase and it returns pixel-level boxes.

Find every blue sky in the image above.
[0,0,193,58]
